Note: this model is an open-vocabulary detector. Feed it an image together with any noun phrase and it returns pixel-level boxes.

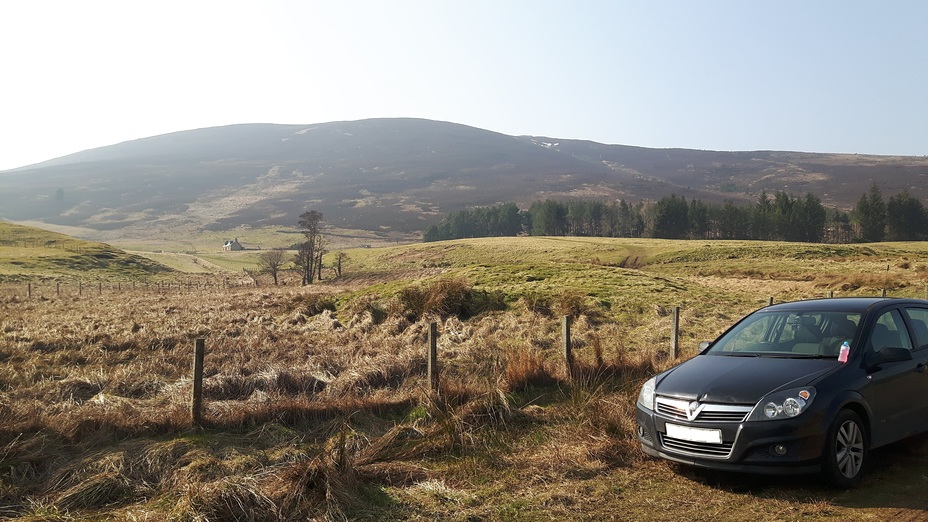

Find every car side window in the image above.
[870,309,914,351]
[904,308,928,350]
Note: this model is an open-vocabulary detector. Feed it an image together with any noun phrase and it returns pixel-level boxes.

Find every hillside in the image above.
[2,118,927,243]
[0,221,173,281]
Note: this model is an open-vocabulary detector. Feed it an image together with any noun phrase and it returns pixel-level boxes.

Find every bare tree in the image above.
[258,249,286,285]
[334,251,349,277]
[293,243,314,285]
[296,210,325,285]
[314,234,328,281]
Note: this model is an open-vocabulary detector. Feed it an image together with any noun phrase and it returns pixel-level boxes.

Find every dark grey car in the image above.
[636,297,928,487]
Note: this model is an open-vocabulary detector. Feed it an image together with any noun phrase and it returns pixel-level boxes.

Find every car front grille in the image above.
[655,396,753,423]
[660,434,734,458]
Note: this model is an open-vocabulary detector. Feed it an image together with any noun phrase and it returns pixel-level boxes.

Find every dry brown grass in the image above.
[0,282,584,518]
[4,237,928,519]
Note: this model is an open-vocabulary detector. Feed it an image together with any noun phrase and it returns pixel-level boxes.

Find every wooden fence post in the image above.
[56,282,60,297]
[98,282,102,296]
[427,322,439,392]
[79,282,82,296]
[828,290,834,298]
[192,338,205,426]
[768,297,774,306]
[562,315,575,381]
[27,283,31,299]
[671,307,680,359]
[881,288,887,298]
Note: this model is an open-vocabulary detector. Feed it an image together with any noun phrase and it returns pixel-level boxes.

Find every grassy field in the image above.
[2,235,928,520]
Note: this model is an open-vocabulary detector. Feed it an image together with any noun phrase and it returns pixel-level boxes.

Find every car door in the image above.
[861,308,924,446]
[903,307,928,430]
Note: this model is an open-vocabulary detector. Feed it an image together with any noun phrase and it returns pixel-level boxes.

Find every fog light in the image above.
[637,425,645,437]
[773,444,787,456]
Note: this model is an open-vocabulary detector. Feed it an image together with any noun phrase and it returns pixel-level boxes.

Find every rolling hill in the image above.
[0,221,173,281]
[1,118,926,242]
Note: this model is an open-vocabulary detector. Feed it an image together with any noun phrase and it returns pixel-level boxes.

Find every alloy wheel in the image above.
[835,419,864,478]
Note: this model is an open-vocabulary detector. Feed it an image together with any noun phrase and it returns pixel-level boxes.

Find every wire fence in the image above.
[0,278,261,299]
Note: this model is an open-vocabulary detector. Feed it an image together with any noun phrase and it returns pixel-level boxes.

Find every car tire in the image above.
[822,409,867,488]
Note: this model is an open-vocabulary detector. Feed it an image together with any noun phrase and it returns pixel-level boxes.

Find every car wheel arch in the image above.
[823,393,873,446]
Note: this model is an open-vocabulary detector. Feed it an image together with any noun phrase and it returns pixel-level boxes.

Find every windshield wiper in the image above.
[768,353,833,359]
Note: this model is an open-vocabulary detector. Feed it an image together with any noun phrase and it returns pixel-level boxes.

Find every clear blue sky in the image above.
[1,1,926,170]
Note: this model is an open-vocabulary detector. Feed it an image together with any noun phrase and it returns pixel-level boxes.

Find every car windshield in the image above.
[707,310,862,358]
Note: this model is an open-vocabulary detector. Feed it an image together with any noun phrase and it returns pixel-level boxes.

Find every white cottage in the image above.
[223,239,244,251]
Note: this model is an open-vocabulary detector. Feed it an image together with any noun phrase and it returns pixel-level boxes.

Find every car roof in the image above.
[763,297,928,314]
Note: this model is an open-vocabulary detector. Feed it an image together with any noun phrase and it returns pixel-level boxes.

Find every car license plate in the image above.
[665,423,723,444]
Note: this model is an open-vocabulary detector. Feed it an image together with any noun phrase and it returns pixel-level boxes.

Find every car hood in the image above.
[655,354,836,404]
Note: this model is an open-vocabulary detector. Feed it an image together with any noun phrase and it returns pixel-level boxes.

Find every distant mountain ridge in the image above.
[2,118,926,240]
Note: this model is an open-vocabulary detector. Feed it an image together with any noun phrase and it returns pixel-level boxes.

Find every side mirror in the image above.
[699,341,711,352]
[876,346,913,364]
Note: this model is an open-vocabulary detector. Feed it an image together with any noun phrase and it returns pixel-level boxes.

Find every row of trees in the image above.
[423,184,928,243]
[854,184,928,242]
[642,191,830,242]
[422,202,523,242]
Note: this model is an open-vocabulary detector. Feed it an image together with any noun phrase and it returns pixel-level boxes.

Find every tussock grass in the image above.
[504,344,559,391]
[175,476,278,521]
[55,471,136,510]
[397,276,505,320]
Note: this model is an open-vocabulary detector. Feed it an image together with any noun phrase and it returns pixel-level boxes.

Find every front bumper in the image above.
[635,403,827,475]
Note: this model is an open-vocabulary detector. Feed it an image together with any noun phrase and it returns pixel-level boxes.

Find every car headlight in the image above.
[637,377,656,411]
[747,386,816,421]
